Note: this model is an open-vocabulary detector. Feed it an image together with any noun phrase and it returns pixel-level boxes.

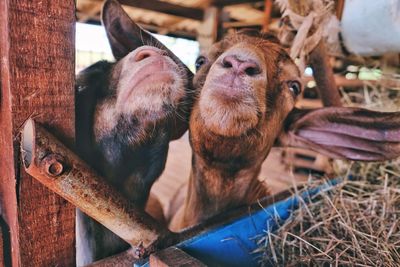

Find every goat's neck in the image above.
[93,113,170,207]
[181,128,272,227]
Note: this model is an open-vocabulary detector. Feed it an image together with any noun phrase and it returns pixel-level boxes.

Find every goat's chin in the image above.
[199,100,259,137]
[117,79,185,116]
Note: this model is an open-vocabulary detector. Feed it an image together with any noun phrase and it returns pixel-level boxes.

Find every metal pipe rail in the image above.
[20,119,173,258]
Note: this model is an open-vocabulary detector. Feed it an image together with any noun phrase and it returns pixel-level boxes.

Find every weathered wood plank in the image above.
[211,0,261,6]
[197,7,220,53]
[149,247,206,267]
[87,249,137,267]
[262,0,273,32]
[103,0,204,21]
[0,0,76,266]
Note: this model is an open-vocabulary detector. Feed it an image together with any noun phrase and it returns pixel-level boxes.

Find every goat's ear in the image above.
[277,107,400,161]
[101,0,192,76]
[102,0,157,59]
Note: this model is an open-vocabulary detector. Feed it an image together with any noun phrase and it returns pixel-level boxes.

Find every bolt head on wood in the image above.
[41,154,65,177]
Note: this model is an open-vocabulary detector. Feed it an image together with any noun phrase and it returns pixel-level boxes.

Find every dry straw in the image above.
[259,77,400,266]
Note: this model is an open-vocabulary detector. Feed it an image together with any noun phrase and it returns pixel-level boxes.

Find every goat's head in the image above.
[169,30,400,232]
[75,0,194,205]
[77,0,193,150]
[191,30,400,164]
[190,30,302,166]
[194,31,299,140]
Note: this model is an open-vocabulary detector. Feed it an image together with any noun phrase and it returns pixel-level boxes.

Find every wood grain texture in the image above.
[262,0,273,32]
[0,0,19,265]
[118,0,204,21]
[0,0,76,266]
[149,247,205,267]
[86,248,137,267]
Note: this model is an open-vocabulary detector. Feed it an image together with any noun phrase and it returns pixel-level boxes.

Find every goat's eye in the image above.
[288,81,302,96]
[195,56,207,71]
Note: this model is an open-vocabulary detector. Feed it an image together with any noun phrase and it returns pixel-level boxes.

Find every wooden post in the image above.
[308,41,342,107]
[336,0,345,20]
[197,7,220,54]
[262,0,273,32]
[0,0,76,266]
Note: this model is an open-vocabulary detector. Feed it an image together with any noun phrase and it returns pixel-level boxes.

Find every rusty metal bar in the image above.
[20,119,172,257]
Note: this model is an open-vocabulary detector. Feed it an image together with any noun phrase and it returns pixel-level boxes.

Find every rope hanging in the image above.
[276,0,342,73]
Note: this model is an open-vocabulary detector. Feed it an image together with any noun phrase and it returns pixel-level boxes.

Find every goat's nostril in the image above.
[244,66,260,76]
[222,55,260,76]
[133,49,161,62]
[222,58,233,68]
[136,52,150,61]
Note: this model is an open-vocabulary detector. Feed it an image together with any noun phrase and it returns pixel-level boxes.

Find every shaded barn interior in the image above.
[76,0,304,212]
[76,0,399,211]
[0,0,399,266]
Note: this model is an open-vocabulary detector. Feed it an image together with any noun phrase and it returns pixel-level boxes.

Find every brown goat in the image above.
[169,30,400,231]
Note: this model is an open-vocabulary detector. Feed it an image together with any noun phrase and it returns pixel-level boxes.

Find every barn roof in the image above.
[76,0,282,39]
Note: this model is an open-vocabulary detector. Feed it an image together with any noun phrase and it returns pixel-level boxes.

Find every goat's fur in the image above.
[75,0,193,264]
[169,30,400,231]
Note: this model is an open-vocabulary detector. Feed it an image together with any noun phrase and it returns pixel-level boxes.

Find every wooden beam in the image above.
[262,0,273,31]
[150,247,206,267]
[197,7,220,53]
[117,0,204,21]
[211,0,262,6]
[77,3,102,23]
[223,21,262,28]
[336,0,345,20]
[0,0,76,266]
[86,248,137,267]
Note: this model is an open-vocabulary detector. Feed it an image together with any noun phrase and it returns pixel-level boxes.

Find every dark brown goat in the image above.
[75,0,193,264]
[169,31,400,231]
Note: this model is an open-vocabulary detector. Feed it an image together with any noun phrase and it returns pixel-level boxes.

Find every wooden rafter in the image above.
[211,0,262,6]
[112,0,205,20]
[262,0,272,31]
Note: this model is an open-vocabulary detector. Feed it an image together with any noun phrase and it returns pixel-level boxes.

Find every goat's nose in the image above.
[222,55,261,76]
[133,47,164,62]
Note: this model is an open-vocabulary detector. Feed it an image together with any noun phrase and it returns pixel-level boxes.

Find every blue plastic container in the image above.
[137,180,340,267]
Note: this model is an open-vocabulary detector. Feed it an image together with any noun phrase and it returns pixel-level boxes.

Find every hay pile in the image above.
[259,77,400,266]
[259,167,400,266]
